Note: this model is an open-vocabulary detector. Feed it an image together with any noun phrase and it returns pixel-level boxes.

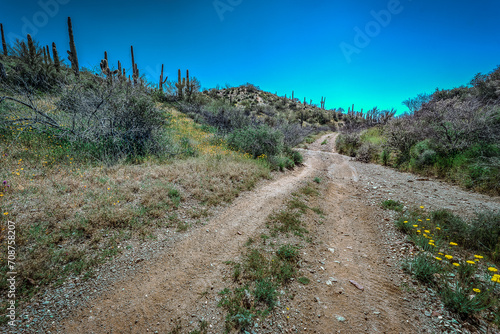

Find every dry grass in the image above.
[0,106,270,308]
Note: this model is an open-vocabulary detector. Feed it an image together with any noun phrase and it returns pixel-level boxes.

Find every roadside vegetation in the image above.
[336,66,500,195]
[391,205,500,326]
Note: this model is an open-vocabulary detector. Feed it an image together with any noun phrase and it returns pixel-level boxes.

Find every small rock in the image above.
[431,311,441,317]
[336,315,346,322]
[349,280,364,291]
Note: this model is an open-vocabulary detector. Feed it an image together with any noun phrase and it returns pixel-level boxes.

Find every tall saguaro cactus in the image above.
[52,42,60,72]
[130,46,135,74]
[26,34,40,68]
[130,46,140,85]
[117,60,122,79]
[159,64,167,91]
[1,23,7,56]
[67,17,79,76]
[175,69,185,99]
[185,69,193,99]
[45,45,52,64]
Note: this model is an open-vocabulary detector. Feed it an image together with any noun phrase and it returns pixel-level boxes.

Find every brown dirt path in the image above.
[55,133,499,333]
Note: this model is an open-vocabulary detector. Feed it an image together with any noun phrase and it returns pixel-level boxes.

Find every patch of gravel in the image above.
[351,160,500,218]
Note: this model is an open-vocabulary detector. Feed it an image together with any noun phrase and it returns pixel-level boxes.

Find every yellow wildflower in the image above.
[436,227,441,230]
[420,206,424,209]
[424,230,430,233]
[474,255,483,259]
[449,242,458,246]
[413,225,418,228]
[491,275,500,283]
[488,267,498,272]
[466,261,475,265]
[473,288,481,293]
[445,255,453,260]
[435,257,442,261]
[453,263,460,267]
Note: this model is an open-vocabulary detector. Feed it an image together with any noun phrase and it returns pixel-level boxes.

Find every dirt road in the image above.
[55,133,499,333]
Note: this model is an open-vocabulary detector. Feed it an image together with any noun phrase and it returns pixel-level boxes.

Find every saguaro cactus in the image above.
[320,96,326,109]
[133,63,139,84]
[159,64,167,91]
[45,45,52,64]
[1,23,7,56]
[100,58,111,77]
[117,60,122,79]
[185,69,193,99]
[101,58,119,80]
[26,34,40,68]
[52,42,60,72]
[130,46,135,74]
[43,47,48,64]
[292,90,294,101]
[27,34,36,59]
[67,17,79,76]
[175,69,185,99]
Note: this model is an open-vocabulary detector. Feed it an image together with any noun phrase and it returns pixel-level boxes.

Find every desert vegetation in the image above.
[336,66,500,195]
[389,205,500,324]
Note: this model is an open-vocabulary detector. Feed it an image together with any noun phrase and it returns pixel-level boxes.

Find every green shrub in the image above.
[227,125,284,158]
[431,209,468,246]
[275,261,297,284]
[356,142,379,163]
[403,253,441,285]
[335,132,361,157]
[381,199,403,212]
[277,244,299,262]
[440,281,492,319]
[254,279,277,308]
[468,211,500,260]
[289,150,303,165]
[297,276,310,285]
[380,149,390,166]
[268,155,294,171]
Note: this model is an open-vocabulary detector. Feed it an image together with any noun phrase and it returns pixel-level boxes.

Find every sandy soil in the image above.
[51,133,500,334]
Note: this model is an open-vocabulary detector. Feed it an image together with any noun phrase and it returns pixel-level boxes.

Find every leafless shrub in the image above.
[1,71,165,162]
[356,142,379,163]
[384,116,423,161]
[415,97,500,154]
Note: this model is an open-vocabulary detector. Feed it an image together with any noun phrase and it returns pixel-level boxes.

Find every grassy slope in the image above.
[0,103,270,318]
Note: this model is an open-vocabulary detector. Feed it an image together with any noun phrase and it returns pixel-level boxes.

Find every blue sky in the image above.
[1,0,499,113]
